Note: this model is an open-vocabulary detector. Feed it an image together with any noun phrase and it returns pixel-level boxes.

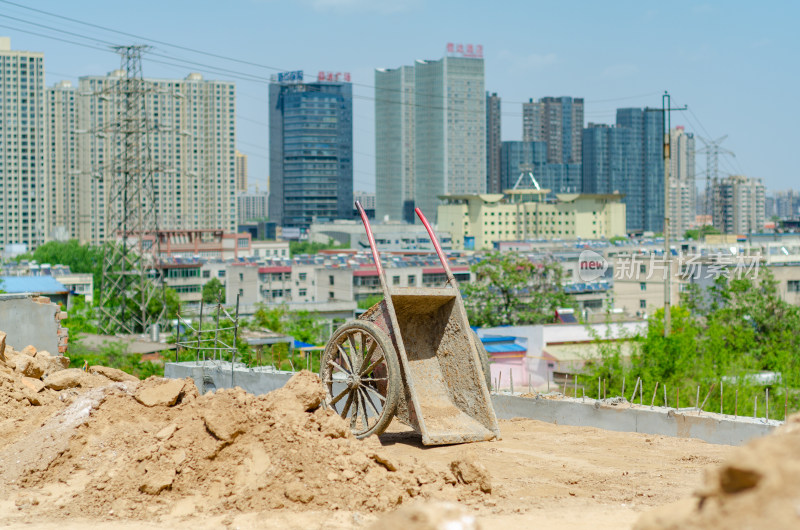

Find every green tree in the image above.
[289,239,349,255]
[684,224,720,240]
[202,277,225,304]
[464,252,573,327]
[357,294,383,310]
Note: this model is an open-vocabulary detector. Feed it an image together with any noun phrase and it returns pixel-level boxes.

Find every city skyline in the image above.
[1,0,794,199]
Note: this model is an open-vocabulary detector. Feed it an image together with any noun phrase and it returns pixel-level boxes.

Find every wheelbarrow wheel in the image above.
[471,330,492,390]
[321,320,401,439]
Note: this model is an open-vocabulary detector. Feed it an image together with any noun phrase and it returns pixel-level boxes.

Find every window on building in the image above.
[392,276,400,286]
[239,273,243,281]
[218,270,226,278]
[640,264,646,274]
[237,238,249,248]
[789,280,800,292]
[299,272,307,281]
[202,270,210,278]
[238,288,243,296]
[329,275,334,286]
[298,289,307,297]
[329,291,334,299]
[640,282,647,291]
[640,299,647,309]
[408,275,416,286]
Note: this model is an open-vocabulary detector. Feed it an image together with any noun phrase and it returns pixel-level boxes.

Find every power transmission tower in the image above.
[698,135,735,223]
[97,45,165,334]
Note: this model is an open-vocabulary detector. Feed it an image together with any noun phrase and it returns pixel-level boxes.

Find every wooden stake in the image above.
[651,381,659,409]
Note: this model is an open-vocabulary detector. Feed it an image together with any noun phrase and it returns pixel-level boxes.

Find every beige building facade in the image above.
[438,191,626,250]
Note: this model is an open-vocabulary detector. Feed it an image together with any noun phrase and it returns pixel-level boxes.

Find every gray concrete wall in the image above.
[0,294,63,354]
[164,361,777,446]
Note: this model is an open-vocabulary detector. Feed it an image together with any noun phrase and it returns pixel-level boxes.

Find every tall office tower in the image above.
[486,92,502,193]
[582,107,663,234]
[414,55,485,222]
[712,175,765,234]
[69,71,236,244]
[0,38,47,249]
[47,80,77,241]
[269,76,352,229]
[375,65,415,222]
[522,98,544,142]
[235,150,248,192]
[500,141,580,194]
[669,126,696,236]
[522,96,583,164]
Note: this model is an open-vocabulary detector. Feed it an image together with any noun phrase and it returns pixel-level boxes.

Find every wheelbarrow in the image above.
[320,202,500,445]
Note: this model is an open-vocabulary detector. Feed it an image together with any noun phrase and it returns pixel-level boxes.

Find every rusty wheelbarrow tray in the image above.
[320,202,500,445]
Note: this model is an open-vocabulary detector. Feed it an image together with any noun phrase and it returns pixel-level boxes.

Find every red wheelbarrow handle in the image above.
[415,207,456,286]
[355,201,386,282]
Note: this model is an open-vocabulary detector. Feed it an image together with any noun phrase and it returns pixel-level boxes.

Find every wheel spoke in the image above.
[327,357,349,376]
[360,376,388,382]
[342,390,355,419]
[362,384,386,403]
[357,388,371,429]
[360,387,381,418]
[360,353,385,376]
[329,386,350,406]
[347,334,361,373]
[350,393,359,430]
[336,344,354,373]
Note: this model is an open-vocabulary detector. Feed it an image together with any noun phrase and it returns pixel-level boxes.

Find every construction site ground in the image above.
[1,411,731,529]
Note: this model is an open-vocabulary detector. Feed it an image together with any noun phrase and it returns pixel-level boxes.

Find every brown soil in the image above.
[1,341,737,529]
[635,413,800,529]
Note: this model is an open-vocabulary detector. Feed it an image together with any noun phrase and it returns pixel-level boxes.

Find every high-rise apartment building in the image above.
[668,126,696,237]
[53,71,236,244]
[237,189,268,224]
[375,65,415,222]
[486,92,502,193]
[414,55,485,222]
[0,38,47,249]
[47,80,77,241]
[500,141,580,194]
[522,96,583,164]
[269,76,352,229]
[235,150,248,192]
[582,108,663,234]
[712,175,765,234]
[766,190,799,220]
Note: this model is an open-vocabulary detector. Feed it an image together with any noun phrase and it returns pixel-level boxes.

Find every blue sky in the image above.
[2,0,797,193]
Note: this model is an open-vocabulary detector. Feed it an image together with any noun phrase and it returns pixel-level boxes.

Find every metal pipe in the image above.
[651,381,659,409]
[699,383,716,414]
[510,369,514,395]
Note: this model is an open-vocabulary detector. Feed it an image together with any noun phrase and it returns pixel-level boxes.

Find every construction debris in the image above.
[0,338,489,523]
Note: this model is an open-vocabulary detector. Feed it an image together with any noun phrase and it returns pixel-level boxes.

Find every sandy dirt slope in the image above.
[1,415,731,529]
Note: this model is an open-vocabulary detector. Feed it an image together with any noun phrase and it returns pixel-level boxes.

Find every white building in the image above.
[669,126,696,237]
[375,65,415,222]
[376,53,485,224]
[51,71,236,244]
[237,189,268,224]
[0,38,47,249]
[47,80,77,241]
[414,55,486,223]
[713,175,766,234]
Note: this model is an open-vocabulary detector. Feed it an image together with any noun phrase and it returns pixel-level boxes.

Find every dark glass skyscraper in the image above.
[582,108,663,233]
[486,92,502,193]
[269,78,353,229]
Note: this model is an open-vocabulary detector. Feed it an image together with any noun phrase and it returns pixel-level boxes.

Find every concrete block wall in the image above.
[165,361,777,446]
[0,294,68,355]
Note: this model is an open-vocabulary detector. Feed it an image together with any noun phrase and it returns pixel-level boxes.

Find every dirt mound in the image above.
[635,413,800,529]
[1,368,488,522]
